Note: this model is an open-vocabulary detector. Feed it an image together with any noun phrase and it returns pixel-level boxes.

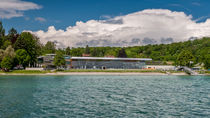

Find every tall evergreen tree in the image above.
[8,28,17,36]
[65,46,71,55]
[0,21,5,38]
[117,48,127,58]
[0,21,5,47]
[91,47,98,57]
[8,28,18,44]
[85,45,90,54]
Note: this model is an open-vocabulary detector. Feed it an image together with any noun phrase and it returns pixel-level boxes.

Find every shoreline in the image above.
[0,72,201,76]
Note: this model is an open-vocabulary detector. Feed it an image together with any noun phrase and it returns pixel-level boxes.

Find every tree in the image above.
[85,45,90,54]
[91,47,98,57]
[203,54,210,69]
[4,45,16,58]
[1,56,13,72]
[151,51,161,60]
[1,40,12,50]
[8,28,17,36]
[71,47,83,56]
[176,50,195,67]
[15,49,30,68]
[65,46,71,55]
[43,41,56,54]
[0,21,5,47]
[14,32,41,67]
[0,49,4,61]
[54,51,65,69]
[196,47,210,69]
[0,21,5,38]
[57,48,65,54]
[117,48,127,58]
[7,28,18,44]
[14,33,27,50]
[104,49,117,57]
[0,45,15,62]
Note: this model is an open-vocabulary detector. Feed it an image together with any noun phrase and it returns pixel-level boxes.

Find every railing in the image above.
[176,66,198,75]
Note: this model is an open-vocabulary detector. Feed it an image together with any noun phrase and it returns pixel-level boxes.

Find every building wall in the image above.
[71,60,146,69]
[26,68,44,71]
[145,65,176,70]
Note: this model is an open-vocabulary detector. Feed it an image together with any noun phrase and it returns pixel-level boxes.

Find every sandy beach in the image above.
[0,72,189,76]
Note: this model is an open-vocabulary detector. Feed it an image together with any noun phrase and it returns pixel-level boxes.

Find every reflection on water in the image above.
[0,75,209,117]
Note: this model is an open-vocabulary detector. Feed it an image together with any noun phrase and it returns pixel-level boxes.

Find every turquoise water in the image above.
[0,75,210,118]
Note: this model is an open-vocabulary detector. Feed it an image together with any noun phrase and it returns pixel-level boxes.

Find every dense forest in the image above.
[0,21,209,71]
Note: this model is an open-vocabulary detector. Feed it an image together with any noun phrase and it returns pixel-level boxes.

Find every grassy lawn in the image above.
[204,71,210,74]
[0,69,166,74]
[57,69,166,73]
[0,70,50,74]
[197,70,210,74]
[0,69,208,74]
[166,70,184,73]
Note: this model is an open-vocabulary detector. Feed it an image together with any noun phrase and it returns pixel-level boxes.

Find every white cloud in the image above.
[100,15,112,19]
[0,0,41,19]
[29,9,210,48]
[35,17,46,22]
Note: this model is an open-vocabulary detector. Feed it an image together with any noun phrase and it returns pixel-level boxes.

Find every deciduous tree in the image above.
[176,50,195,67]
[4,45,15,58]
[203,54,210,69]
[15,49,30,68]
[54,51,65,69]
[43,41,56,54]
[1,40,12,50]
[1,56,13,72]
[0,49,4,61]
[14,32,41,66]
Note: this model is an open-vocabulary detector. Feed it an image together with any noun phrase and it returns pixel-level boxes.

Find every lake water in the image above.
[0,75,210,117]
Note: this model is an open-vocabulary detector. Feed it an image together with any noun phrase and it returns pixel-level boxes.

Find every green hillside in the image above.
[69,38,210,68]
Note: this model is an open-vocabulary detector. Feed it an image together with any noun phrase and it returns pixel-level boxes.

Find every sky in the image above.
[1,0,210,47]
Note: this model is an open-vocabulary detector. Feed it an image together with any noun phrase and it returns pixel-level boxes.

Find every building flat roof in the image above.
[71,57,152,61]
[46,54,56,56]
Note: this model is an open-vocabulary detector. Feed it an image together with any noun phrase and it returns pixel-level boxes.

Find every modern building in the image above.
[38,54,71,70]
[70,57,152,69]
[38,54,152,70]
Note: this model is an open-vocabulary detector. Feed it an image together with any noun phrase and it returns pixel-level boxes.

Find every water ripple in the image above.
[0,75,209,117]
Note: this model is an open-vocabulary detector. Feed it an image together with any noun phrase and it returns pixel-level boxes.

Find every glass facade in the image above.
[71,60,146,69]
